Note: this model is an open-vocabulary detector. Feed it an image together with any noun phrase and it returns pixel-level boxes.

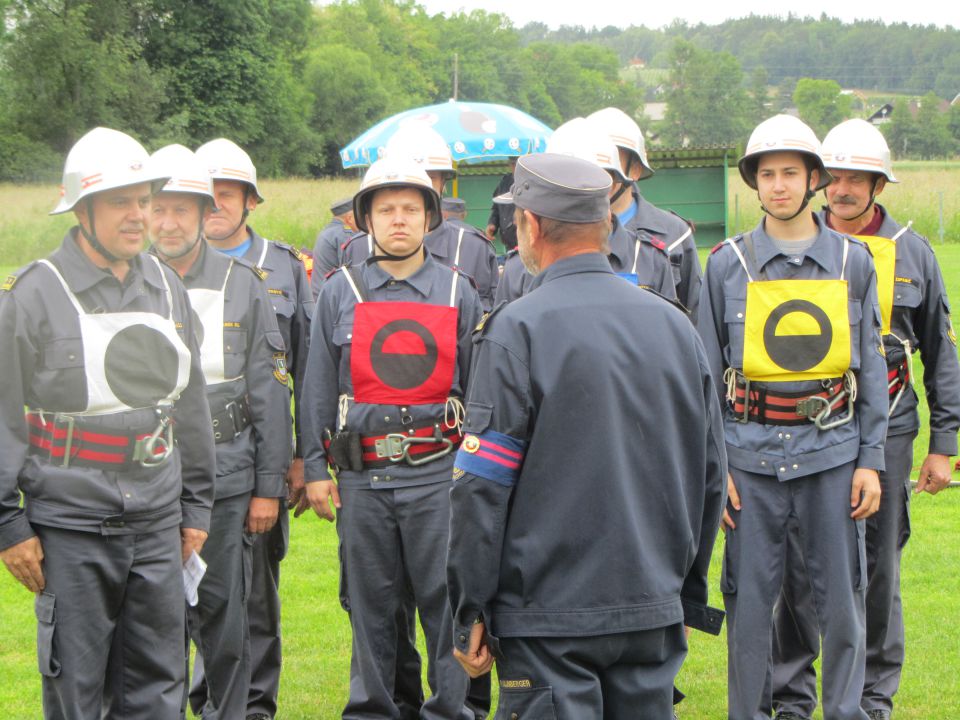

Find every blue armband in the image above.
[454,430,526,487]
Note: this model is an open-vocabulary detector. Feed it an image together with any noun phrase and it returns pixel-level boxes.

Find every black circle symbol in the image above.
[370,319,438,390]
[763,299,833,372]
[105,325,180,407]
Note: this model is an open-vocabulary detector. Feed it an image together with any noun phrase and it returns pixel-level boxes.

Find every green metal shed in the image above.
[451,145,734,253]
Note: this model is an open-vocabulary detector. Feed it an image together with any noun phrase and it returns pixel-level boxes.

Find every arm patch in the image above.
[454,430,526,487]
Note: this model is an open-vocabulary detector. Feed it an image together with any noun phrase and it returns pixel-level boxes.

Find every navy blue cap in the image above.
[494,153,611,223]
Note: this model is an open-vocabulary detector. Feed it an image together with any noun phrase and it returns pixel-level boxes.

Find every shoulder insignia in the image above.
[454,266,478,289]
[287,245,304,261]
[948,315,957,347]
[1,260,39,292]
[646,235,667,252]
[252,265,267,280]
[710,241,725,255]
[1,274,17,291]
[273,352,290,384]
[325,265,345,280]
[474,301,506,335]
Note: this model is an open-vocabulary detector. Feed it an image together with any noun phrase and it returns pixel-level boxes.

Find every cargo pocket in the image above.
[719,532,737,595]
[854,518,867,591]
[496,685,558,720]
[847,301,864,369]
[223,327,248,379]
[35,592,61,678]
[462,402,493,435]
[724,298,747,370]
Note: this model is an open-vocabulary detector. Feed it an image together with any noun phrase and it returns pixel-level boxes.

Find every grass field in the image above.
[1,169,959,718]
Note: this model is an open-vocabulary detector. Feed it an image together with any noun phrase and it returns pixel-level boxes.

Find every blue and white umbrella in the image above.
[340,100,553,168]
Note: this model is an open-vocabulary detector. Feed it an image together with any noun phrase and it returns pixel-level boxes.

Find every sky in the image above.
[415,0,959,30]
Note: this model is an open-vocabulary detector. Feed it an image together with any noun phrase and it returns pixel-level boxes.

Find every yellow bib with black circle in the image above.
[855,235,896,335]
[743,278,851,382]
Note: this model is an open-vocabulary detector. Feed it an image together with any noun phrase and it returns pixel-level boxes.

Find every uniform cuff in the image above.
[180,506,211,534]
[304,460,333,482]
[856,446,886,472]
[929,431,958,457]
[453,621,475,654]
[0,514,36,553]
[681,598,725,636]
[254,472,287,498]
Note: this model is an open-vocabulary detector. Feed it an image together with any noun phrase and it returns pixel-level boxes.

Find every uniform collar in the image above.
[424,220,453,260]
[629,184,671,235]
[529,252,613,291]
[751,214,838,274]
[363,249,439,298]
[54,228,162,293]
[606,215,633,267]
[180,239,231,284]
[242,227,272,269]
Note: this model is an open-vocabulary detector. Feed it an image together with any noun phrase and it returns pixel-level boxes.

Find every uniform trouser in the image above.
[34,524,185,720]
[243,502,288,718]
[395,592,492,720]
[187,491,252,719]
[494,625,686,720]
[338,482,470,720]
[723,463,869,720]
[772,433,914,718]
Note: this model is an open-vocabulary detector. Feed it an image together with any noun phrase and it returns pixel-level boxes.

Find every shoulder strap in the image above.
[453,227,465,267]
[343,266,367,304]
[666,227,692,253]
[724,235,755,283]
[146,254,176,321]
[38,259,86,314]
[449,266,459,307]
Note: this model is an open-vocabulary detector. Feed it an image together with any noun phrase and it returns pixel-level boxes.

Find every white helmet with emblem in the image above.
[353,157,443,234]
[587,107,654,180]
[51,127,169,215]
[547,117,628,183]
[820,118,897,183]
[195,138,265,203]
[150,144,216,203]
[384,123,456,180]
[738,114,831,191]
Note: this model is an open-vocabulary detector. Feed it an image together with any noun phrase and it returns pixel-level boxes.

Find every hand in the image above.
[721,473,740,531]
[286,458,310,517]
[0,536,45,593]
[306,480,341,522]
[181,527,208,563]
[915,453,952,495]
[246,496,280,534]
[453,621,494,678]
[851,468,882,519]
[485,224,497,241]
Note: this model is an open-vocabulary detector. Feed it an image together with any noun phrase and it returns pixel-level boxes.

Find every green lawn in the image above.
[1,184,959,717]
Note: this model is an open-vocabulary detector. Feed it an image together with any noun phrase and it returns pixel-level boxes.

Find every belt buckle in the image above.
[400,427,453,467]
[795,395,829,420]
[224,400,244,439]
[374,434,406,462]
[135,415,174,467]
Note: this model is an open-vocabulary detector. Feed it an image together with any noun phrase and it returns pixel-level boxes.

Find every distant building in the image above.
[868,103,894,125]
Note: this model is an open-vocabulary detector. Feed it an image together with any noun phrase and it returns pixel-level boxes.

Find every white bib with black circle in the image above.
[186,261,241,387]
[39,257,191,416]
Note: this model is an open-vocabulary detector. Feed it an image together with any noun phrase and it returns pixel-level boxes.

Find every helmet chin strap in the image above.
[79,197,123,263]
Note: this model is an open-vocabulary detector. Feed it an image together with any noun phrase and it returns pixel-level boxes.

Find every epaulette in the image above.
[710,241,726,255]
[668,209,695,231]
[473,300,507,336]
[287,245,304,262]
[341,232,366,252]
[645,235,668,253]
[325,265,345,280]
[233,256,268,280]
[1,260,39,292]
[453,266,479,290]
[639,286,691,315]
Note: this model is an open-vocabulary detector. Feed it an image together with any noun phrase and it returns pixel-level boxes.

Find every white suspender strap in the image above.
[840,237,850,280]
[667,227,692,253]
[221,260,234,293]
[256,241,268,269]
[37,259,85,314]
[453,228,464,267]
[890,222,911,243]
[448,267,458,307]
[631,239,641,274]
[367,235,373,254]
[724,238,754,282]
[342,267,364,303]
[146,255,177,320]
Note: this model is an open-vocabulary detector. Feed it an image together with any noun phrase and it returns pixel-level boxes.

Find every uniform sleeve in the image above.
[696,254,732,408]
[676,233,703,323]
[289,254,312,460]
[473,235,500,313]
[168,279,216,533]
[915,248,960,455]
[680,334,727,635]
[310,227,342,300]
[0,290,38,550]
[301,281,341,483]
[493,255,525,306]
[245,274,292,497]
[854,257,889,471]
[447,316,532,653]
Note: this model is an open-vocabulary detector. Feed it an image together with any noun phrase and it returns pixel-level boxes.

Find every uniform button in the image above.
[384,475,391,481]
[785,433,791,439]
[67,353,76,361]
[458,634,467,643]
[511,714,519,720]
[372,475,379,482]
[124,493,131,499]
[347,333,352,339]
[408,428,416,435]
[737,312,744,319]
[761,460,767,466]
[384,416,391,422]
[792,464,799,470]
[226,345,232,351]
[401,406,408,412]
[779,466,786,473]
[777,432,783,439]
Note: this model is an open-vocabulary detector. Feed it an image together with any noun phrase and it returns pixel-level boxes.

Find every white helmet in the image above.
[546,117,628,183]
[195,138,264,203]
[820,118,897,183]
[51,127,168,215]
[587,107,654,180]
[151,144,216,203]
[383,123,456,179]
[352,158,442,234]
[738,114,831,191]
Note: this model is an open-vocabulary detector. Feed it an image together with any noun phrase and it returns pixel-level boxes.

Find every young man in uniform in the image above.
[311,195,357,299]
[589,107,702,319]
[494,117,676,307]
[447,152,726,718]
[194,138,312,720]
[770,119,960,720]
[149,144,291,719]
[697,115,888,720]
[340,123,499,312]
[0,127,216,719]
[302,158,480,720]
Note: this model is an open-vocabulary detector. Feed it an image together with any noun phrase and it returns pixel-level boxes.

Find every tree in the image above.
[792,78,852,139]
[882,99,919,159]
[911,92,954,159]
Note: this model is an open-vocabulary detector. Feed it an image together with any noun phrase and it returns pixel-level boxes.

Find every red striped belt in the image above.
[324,422,462,470]
[732,380,848,426]
[26,413,172,470]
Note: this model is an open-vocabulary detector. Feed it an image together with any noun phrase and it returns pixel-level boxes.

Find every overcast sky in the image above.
[415,0,959,30]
